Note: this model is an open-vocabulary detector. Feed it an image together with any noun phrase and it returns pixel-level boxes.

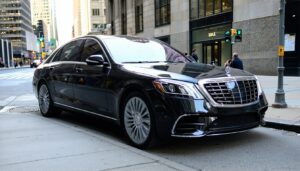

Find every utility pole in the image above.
[272,0,287,108]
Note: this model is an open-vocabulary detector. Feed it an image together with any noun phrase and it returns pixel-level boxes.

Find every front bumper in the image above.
[151,91,268,138]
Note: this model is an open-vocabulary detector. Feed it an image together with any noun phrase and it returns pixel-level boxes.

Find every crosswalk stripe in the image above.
[0,72,33,80]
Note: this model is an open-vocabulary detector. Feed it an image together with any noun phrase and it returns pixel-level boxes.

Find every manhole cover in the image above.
[8,106,39,113]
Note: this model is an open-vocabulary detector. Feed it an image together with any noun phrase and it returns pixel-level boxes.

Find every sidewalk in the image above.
[258,75,300,133]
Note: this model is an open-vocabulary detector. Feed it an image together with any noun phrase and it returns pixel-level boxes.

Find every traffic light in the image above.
[231,28,237,36]
[235,29,242,42]
[40,41,44,48]
[225,30,231,43]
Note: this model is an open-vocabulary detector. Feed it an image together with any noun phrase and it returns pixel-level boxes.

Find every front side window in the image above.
[81,39,104,62]
[102,37,187,63]
[155,0,170,27]
[55,40,84,62]
[135,0,143,33]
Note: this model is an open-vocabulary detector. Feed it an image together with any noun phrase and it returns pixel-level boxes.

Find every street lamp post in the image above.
[272,0,287,108]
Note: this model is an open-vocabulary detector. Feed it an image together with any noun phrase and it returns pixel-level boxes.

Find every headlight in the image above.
[153,79,204,99]
[254,75,263,95]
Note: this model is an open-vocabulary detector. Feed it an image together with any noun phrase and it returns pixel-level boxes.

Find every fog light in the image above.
[209,117,217,122]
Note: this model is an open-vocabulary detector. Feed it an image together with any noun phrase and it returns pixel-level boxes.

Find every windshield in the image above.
[102,37,188,63]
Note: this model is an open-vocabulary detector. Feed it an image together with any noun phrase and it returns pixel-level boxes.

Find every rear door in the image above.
[48,39,85,106]
[73,38,112,116]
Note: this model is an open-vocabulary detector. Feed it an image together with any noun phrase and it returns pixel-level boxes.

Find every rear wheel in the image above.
[38,83,60,117]
[122,92,157,149]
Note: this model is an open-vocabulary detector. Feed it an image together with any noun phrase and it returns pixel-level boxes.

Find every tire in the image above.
[38,83,60,117]
[121,92,157,149]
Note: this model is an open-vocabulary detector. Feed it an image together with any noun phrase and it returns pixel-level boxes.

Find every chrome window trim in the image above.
[54,102,117,121]
[198,76,260,108]
[49,37,112,69]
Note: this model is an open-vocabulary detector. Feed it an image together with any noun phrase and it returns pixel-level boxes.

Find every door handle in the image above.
[49,66,55,70]
[75,67,83,73]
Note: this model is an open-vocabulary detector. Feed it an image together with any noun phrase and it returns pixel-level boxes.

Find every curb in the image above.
[263,120,300,133]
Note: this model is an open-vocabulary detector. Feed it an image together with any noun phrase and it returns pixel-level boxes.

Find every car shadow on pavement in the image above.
[150,129,272,154]
[33,110,273,152]
[45,111,127,144]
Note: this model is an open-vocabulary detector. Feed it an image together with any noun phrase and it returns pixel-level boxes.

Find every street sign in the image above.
[278,45,285,57]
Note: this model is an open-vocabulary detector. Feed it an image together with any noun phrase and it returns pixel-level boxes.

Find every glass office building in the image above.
[0,0,34,58]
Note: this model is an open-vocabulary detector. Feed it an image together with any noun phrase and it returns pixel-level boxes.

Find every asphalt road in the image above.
[0,67,34,100]
[0,68,299,171]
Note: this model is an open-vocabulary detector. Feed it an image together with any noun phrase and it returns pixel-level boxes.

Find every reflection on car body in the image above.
[32,35,268,149]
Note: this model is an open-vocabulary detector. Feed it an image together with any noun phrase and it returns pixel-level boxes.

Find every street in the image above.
[0,68,300,171]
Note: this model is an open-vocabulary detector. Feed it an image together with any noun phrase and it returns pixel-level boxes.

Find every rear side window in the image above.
[54,39,85,62]
[81,39,104,62]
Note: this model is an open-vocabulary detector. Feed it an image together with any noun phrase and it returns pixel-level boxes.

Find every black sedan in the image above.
[33,35,268,148]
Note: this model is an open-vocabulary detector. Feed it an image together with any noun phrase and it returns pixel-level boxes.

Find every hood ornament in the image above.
[225,66,231,77]
[226,81,236,90]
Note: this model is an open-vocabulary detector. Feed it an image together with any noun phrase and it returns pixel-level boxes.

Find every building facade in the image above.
[106,0,300,76]
[106,0,190,53]
[73,0,107,37]
[0,39,13,67]
[30,0,58,51]
[0,0,36,58]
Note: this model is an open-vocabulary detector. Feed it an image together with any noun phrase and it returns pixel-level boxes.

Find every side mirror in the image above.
[86,55,107,66]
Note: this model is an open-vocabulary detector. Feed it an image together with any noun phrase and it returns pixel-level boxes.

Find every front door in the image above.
[203,41,221,66]
[73,38,111,115]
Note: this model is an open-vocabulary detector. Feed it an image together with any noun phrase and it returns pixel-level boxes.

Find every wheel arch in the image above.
[118,83,152,123]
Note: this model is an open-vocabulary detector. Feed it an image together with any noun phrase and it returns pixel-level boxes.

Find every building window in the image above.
[92,9,100,16]
[190,0,232,20]
[135,0,143,33]
[155,0,170,27]
[121,0,127,35]
[222,0,232,12]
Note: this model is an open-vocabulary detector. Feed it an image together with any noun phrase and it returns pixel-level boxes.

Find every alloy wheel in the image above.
[39,84,50,114]
[124,97,151,145]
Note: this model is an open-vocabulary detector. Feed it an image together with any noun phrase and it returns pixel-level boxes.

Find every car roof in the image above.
[80,34,152,41]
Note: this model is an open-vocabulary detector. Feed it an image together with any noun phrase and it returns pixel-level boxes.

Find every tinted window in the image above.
[102,37,187,63]
[81,39,104,62]
[51,48,63,62]
[56,39,84,62]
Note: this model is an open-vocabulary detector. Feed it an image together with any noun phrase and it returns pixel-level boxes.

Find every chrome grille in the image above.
[203,80,258,105]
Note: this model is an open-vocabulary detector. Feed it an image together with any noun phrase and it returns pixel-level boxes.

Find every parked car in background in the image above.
[32,35,268,149]
[30,59,42,68]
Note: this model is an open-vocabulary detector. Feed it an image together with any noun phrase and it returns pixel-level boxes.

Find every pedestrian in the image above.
[191,49,198,62]
[224,59,232,67]
[184,52,196,63]
[230,52,243,70]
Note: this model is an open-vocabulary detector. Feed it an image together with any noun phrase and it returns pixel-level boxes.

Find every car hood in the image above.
[121,62,254,83]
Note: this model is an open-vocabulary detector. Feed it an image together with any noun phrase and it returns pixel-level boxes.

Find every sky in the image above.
[54,0,73,46]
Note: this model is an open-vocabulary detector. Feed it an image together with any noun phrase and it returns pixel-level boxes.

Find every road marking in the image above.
[0,106,16,113]
[0,96,17,106]
[0,72,33,80]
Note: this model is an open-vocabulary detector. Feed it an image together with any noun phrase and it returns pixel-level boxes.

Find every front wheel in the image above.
[122,92,157,149]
